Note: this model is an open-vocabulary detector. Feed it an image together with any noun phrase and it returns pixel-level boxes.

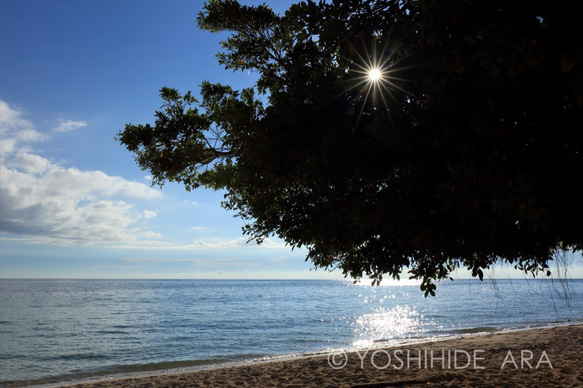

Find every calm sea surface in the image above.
[0,278,581,386]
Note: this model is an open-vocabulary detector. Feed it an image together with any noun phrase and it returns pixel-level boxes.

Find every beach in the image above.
[63,324,582,388]
[3,279,581,387]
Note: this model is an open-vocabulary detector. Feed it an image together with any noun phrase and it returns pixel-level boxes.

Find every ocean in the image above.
[0,278,581,387]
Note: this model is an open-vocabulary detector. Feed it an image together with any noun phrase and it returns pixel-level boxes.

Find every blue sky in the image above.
[1,1,581,280]
[0,0,333,279]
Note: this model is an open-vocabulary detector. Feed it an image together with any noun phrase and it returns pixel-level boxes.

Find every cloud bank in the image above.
[0,100,161,246]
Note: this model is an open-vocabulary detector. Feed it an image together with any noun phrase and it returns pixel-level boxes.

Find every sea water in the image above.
[0,278,581,386]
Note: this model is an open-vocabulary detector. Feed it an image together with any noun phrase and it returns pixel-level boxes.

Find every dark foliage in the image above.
[118,0,583,295]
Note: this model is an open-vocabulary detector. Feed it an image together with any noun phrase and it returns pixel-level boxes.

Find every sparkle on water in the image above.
[352,305,424,347]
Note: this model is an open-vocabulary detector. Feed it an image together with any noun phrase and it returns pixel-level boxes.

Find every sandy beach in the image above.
[60,324,582,388]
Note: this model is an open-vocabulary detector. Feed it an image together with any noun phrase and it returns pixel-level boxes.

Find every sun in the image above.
[367,67,383,82]
[341,40,414,129]
[368,67,382,82]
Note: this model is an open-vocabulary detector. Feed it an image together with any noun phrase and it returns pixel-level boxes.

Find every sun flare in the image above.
[368,67,382,82]
[342,41,414,130]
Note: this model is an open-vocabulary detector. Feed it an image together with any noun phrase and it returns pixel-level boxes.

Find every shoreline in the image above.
[25,321,583,388]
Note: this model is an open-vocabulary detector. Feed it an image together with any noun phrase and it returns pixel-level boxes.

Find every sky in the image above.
[1,0,581,280]
[0,0,331,279]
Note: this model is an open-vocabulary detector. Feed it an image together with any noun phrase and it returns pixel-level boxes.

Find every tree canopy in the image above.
[118,0,583,295]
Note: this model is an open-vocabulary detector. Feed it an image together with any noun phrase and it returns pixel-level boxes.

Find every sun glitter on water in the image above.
[352,305,425,348]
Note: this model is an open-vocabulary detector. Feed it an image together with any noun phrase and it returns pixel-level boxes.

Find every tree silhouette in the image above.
[118,0,583,295]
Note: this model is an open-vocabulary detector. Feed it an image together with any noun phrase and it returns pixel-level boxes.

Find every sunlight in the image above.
[342,40,414,130]
[368,67,382,82]
[352,305,425,347]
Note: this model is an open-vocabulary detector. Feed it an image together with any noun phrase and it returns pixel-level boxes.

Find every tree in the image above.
[118,0,583,295]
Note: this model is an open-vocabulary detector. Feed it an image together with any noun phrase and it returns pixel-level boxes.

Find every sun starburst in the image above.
[343,40,413,129]
[368,67,383,82]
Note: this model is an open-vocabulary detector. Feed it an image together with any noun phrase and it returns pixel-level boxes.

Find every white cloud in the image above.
[0,101,46,156]
[143,209,157,219]
[121,257,196,263]
[0,100,162,246]
[11,152,52,174]
[52,118,87,132]
[192,258,260,268]
[0,162,161,245]
[0,138,17,156]
[172,237,287,250]
[109,236,291,252]
[188,237,253,249]
[0,101,34,132]
[139,231,163,239]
